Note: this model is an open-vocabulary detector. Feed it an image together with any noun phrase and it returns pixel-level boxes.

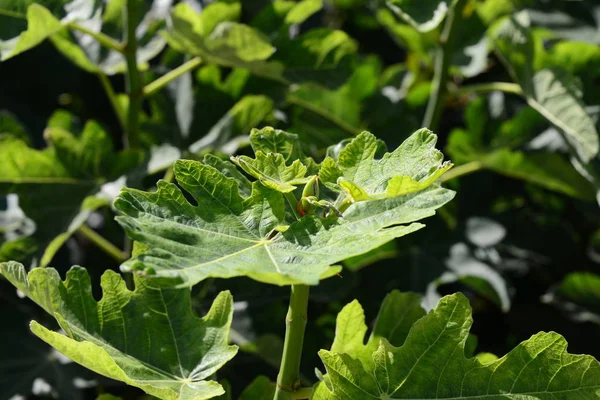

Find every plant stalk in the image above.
[143,57,203,97]
[68,22,124,52]
[422,0,468,131]
[98,73,126,130]
[78,224,126,262]
[284,192,302,220]
[274,284,311,400]
[123,0,142,149]
[451,82,523,96]
[441,160,483,182]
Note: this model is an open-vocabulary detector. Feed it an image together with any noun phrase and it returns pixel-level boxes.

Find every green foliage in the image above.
[0,111,142,266]
[314,290,600,399]
[490,12,599,164]
[0,261,238,400]
[115,128,453,287]
[2,0,600,399]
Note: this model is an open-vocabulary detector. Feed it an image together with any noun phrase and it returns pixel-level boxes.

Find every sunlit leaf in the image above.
[0,262,238,400]
[115,129,454,287]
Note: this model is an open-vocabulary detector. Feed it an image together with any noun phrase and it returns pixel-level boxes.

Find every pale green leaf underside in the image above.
[313,291,600,399]
[0,262,237,400]
[490,13,599,163]
[115,129,454,287]
[386,0,449,32]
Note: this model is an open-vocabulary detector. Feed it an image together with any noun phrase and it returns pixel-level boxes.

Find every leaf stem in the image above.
[274,284,310,400]
[68,22,124,53]
[450,82,523,96]
[143,57,202,97]
[440,160,483,182]
[284,191,302,220]
[423,0,468,131]
[78,224,126,263]
[123,0,142,149]
[97,73,126,130]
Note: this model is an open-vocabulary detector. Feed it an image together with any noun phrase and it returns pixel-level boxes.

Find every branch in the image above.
[143,57,202,97]
[423,0,469,131]
[78,224,126,263]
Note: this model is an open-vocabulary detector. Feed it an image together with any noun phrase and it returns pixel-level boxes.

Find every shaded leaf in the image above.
[543,272,600,325]
[0,262,238,400]
[0,112,142,266]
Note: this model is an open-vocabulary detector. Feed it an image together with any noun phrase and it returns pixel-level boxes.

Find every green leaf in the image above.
[164,4,280,79]
[0,3,64,61]
[232,153,309,193]
[446,98,596,200]
[329,291,425,371]
[319,129,452,201]
[0,1,164,74]
[0,262,238,400]
[314,290,600,399]
[543,272,600,325]
[490,12,599,163]
[0,112,142,266]
[482,149,596,200]
[249,127,304,163]
[386,0,449,32]
[115,129,454,287]
[239,376,276,400]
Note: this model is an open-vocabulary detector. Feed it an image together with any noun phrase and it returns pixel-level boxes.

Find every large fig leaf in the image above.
[0,112,142,266]
[0,262,238,400]
[313,290,600,399]
[490,12,599,164]
[115,128,454,287]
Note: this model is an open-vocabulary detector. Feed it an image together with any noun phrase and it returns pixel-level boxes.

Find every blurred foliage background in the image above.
[1,0,600,398]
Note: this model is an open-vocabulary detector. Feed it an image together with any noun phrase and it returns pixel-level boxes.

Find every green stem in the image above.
[123,0,142,149]
[440,160,483,182]
[78,224,126,262]
[68,22,124,53]
[98,73,126,130]
[143,57,203,97]
[284,191,302,220]
[422,0,468,131]
[274,284,310,400]
[451,82,523,96]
